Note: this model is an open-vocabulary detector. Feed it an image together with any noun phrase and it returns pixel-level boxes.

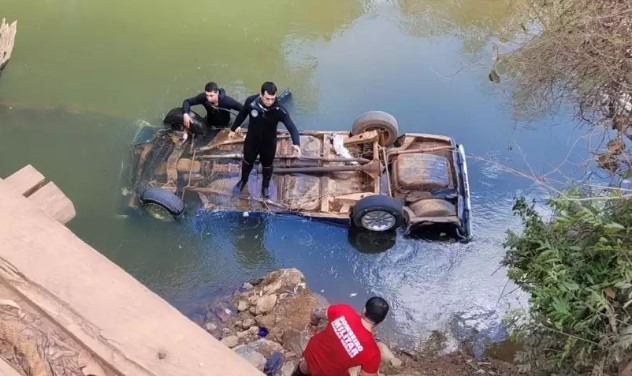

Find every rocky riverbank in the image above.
[196,268,518,376]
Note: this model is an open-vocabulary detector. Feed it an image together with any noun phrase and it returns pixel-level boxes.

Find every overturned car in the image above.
[128,108,472,243]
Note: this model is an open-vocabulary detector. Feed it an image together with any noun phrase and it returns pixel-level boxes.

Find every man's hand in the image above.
[183,113,191,128]
[229,128,243,139]
[292,144,302,158]
[310,307,327,326]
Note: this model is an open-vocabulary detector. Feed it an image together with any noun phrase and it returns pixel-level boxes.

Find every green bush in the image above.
[503,192,632,375]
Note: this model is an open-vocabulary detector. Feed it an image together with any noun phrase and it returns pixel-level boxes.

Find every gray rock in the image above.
[281,361,297,376]
[203,323,217,332]
[215,309,231,323]
[251,338,284,357]
[390,357,403,367]
[262,279,284,296]
[255,294,278,315]
[242,318,256,329]
[222,328,232,335]
[249,326,259,334]
[255,313,276,328]
[237,300,249,312]
[233,344,266,370]
[242,282,254,290]
[260,268,305,296]
[236,330,250,339]
[221,335,239,348]
[282,329,309,354]
[249,306,257,315]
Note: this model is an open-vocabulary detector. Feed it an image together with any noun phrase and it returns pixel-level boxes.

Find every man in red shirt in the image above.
[292,297,389,376]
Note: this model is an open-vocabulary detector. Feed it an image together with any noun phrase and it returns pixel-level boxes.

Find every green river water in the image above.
[0,0,589,350]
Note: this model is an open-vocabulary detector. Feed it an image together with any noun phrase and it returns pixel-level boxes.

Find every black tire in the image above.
[348,227,396,254]
[351,195,403,232]
[351,111,399,147]
[163,107,207,135]
[139,188,185,217]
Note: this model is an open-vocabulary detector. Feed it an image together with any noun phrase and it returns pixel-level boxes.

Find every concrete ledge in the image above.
[0,167,262,375]
[0,358,22,376]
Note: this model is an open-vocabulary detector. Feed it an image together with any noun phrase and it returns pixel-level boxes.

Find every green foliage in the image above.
[503,192,632,374]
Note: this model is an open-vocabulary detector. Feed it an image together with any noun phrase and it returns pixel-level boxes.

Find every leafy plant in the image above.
[503,192,632,375]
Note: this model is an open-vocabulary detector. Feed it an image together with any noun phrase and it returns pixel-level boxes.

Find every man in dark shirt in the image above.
[182,82,243,129]
[230,81,301,198]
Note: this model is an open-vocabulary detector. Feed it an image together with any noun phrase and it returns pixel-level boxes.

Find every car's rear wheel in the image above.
[351,111,399,147]
[163,107,207,135]
[139,188,185,220]
[351,195,403,232]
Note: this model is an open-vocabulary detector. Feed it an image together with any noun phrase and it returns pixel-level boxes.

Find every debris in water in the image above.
[243,211,250,217]
[488,69,500,84]
[350,293,357,297]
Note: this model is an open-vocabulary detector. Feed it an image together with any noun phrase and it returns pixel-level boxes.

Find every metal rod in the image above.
[386,146,453,158]
[187,187,287,208]
[381,147,393,197]
[182,149,197,199]
[195,131,347,152]
[197,154,370,164]
[269,160,380,174]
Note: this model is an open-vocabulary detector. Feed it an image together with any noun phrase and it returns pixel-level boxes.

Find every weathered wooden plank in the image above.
[320,137,331,213]
[0,357,22,376]
[27,181,76,224]
[4,164,45,197]
[343,130,379,146]
[0,180,263,375]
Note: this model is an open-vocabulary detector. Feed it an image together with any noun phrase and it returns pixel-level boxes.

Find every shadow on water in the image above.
[347,228,397,254]
[190,211,276,271]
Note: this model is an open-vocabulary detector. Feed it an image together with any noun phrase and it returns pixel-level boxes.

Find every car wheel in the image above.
[139,188,185,220]
[351,111,399,147]
[351,195,403,232]
[163,107,207,135]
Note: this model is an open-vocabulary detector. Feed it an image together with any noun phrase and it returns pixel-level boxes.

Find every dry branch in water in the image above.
[501,1,632,128]
[496,0,632,177]
[0,18,18,70]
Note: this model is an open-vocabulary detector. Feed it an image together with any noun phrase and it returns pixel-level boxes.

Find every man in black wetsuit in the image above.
[182,82,243,129]
[230,81,301,198]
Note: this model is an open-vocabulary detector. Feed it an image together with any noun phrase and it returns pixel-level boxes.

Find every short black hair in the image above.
[364,297,389,325]
[204,82,219,92]
[261,81,277,95]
